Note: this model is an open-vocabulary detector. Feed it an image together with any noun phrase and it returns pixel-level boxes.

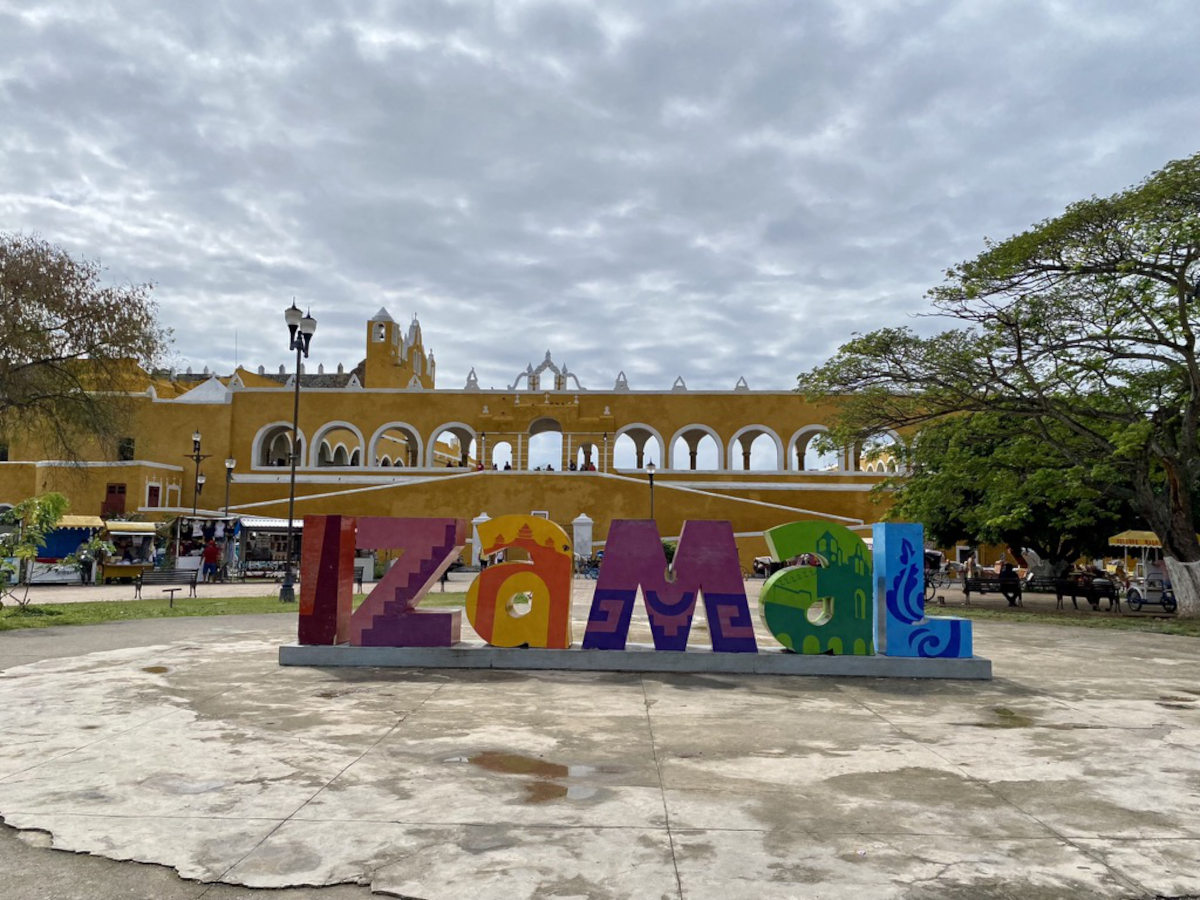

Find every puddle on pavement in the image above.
[141,666,170,674]
[467,751,569,779]
[446,751,606,804]
[960,707,1034,729]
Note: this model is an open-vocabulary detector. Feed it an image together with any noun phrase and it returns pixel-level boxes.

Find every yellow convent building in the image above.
[0,308,901,566]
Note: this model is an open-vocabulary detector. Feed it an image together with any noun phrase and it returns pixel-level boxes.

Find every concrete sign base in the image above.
[279,642,992,679]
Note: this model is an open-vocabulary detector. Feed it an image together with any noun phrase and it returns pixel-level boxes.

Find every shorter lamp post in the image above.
[223,458,236,514]
[602,432,608,472]
[646,460,656,519]
[223,458,236,574]
[187,431,211,516]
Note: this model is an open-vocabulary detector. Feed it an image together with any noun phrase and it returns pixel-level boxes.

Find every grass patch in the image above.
[943,605,1200,638]
[0,592,468,631]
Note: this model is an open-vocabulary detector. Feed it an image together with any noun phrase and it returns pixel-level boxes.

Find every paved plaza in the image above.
[0,578,1198,898]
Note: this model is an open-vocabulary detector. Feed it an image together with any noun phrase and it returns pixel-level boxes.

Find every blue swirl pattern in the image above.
[874,523,973,659]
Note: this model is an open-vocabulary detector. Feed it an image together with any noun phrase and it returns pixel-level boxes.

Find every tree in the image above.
[877,412,1130,567]
[0,492,70,607]
[799,153,1200,615]
[0,234,170,458]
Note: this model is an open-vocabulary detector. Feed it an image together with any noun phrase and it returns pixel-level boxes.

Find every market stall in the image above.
[235,516,374,583]
[170,515,236,574]
[100,520,160,582]
[1108,529,1183,612]
[26,515,106,584]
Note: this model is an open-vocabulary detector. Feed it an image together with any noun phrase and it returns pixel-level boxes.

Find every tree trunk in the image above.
[1165,558,1200,618]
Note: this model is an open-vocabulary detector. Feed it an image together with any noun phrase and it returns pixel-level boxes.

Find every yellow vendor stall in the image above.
[100,520,159,583]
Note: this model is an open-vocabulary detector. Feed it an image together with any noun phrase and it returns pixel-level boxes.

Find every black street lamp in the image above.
[646,460,656,519]
[480,432,486,468]
[187,430,211,516]
[223,458,236,515]
[280,302,316,604]
[224,457,236,578]
[602,432,608,473]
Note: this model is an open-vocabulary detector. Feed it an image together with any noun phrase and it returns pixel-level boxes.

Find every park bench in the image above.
[1023,575,1060,594]
[135,568,198,606]
[962,574,1023,606]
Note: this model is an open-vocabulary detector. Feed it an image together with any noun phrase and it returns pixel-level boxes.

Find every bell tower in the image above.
[363,309,436,389]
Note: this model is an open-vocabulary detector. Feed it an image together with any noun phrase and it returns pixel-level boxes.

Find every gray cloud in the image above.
[1,0,1196,390]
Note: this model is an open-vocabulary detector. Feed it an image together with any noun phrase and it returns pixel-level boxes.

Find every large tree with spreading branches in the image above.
[873,412,1131,568]
[0,234,170,458]
[799,153,1200,615]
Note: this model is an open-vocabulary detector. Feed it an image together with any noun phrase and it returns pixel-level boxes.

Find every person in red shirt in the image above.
[201,539,221,583]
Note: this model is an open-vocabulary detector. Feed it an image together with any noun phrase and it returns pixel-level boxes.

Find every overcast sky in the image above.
[2,1,1197,392]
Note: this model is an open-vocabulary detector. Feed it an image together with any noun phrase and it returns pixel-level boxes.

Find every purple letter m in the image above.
[582,519,757,653]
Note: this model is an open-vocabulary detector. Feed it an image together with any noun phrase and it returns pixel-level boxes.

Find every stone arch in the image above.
[369,422,423,468]
[788,425,845,472]
[668,423,724,471]
[252,422,308,469]
[728,425,785,471]
[491,440,514,469]
[428,422,476,467]
[614,423,666,470]
[310,421,366,468]
[858,429,906,474]
[528,416,563,470]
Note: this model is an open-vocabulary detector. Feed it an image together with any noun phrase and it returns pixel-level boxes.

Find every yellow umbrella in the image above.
[1108,530,1163,549]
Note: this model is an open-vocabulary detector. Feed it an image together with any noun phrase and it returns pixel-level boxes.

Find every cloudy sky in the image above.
[2,1,1197,392]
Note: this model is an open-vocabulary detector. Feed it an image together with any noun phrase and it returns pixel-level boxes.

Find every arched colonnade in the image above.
[249,419,905,473]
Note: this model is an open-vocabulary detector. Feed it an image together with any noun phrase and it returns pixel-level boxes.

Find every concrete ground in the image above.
[0,577,1197,898]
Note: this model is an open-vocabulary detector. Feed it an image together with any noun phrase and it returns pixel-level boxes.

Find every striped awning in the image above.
[1107,529,1200,549]
[105,521,160,536]
[58,515,106,529]
[238,516,304,530]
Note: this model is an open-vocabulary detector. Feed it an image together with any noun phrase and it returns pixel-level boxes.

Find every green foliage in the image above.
[799,152,1200,604]
[0,492,70,606]
[62,534,117,572]
[878,413,1129,562]
[0,233,171,458]
[661,540,677,564]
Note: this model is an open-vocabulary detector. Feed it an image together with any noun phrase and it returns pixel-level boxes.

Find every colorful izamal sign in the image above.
[296,514,973,661]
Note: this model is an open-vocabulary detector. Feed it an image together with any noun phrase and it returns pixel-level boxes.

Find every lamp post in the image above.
[223,458,236,578]
[223,458,236,515]
[646,460,656,519]
[602,432,608,473]
[480,432,486,468]
[187,431,211,516]
[280,302,316,603]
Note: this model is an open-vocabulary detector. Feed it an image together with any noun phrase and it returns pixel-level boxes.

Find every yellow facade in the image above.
[0,309,900,565]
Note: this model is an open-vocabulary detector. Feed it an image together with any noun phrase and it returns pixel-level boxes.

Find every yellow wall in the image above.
[1,310,899,565]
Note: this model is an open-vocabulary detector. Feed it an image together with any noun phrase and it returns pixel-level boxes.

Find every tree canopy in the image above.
[875,412,1130,565]
[0,234,170,457]
[799,152,1200,614]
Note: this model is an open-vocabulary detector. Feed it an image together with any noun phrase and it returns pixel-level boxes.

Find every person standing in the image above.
[76,541,94,585]
[201,539,221,583]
